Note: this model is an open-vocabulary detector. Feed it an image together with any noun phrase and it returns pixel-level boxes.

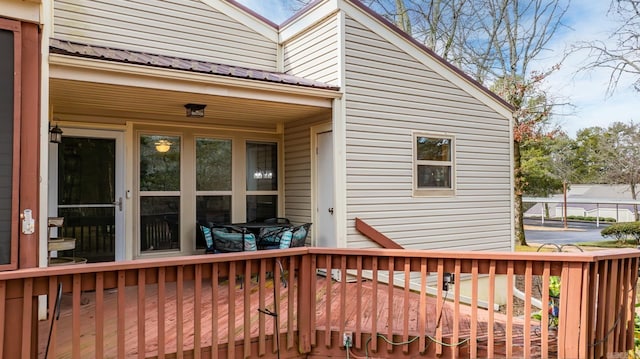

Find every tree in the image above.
[520,136,565,218]
[521,135,573,198]
[570,127,608,183]
[599,121,640,220]
[573,0,640,94]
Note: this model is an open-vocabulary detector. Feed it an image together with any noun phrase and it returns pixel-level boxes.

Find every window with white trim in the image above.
[414,134,455,196]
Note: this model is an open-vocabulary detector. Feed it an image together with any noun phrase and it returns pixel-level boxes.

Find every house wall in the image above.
[53,0,278,70]
[283,116,330,228]
[343,15,512,251]
[282,14,341,87]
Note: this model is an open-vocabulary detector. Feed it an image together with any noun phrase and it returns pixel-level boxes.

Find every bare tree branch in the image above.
[572,0,640,94]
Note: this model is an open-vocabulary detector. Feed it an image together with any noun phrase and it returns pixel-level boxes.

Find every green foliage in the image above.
[572,127,608,183]
[531,276,560,327]
[549,276,561,297]
[521,137,564,197]
[566,215,617,223]
[635,312,640,353]
[601,222,640,244]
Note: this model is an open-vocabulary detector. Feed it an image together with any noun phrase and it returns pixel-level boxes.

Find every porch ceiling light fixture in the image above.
[49,123,63,144]
[184,103,206,118]
[155,139,172,153]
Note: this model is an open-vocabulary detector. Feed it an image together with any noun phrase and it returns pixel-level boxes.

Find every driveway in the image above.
[523,218,610,245]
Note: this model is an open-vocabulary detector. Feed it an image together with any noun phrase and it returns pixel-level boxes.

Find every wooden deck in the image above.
[1,248,634,358]
[37,274,543,358]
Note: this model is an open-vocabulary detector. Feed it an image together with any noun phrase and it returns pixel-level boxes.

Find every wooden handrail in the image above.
[1,248,639,358]
[354,217,404,249]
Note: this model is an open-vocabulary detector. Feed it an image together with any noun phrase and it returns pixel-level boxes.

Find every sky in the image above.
[236,0,637,138]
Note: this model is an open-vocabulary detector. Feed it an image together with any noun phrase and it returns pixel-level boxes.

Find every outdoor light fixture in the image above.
[49,124,63,144]
[155,139,172,153]
[184,103,206,118]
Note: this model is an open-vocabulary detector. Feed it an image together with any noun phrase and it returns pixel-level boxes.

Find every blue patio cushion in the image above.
[290,223,311,247]
[200,225,214,250]
[278,230,293,249]
[258,226,289,249]
[213,230,256,252]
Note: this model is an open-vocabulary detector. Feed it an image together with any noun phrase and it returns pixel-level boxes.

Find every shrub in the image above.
[601,222,640,244]
[566,215,617,223]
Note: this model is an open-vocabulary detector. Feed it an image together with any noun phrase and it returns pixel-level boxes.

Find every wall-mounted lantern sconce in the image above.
[155,139,172,153]
[184,103,206,118]
[49,124,63,144]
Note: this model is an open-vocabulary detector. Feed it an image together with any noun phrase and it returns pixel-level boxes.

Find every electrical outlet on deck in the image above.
[343,331,353,347]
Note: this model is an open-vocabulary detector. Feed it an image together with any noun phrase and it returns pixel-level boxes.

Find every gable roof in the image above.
[49,38,339,91]
[344,0,513,111]
[280,0,513,114]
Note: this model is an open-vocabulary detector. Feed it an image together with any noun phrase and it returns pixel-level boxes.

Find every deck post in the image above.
[558,262,589,358]
[297,253,313,354]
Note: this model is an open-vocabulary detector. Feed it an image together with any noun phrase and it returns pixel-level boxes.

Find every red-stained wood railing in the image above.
[0,248,638,358]
[305,248,640,359]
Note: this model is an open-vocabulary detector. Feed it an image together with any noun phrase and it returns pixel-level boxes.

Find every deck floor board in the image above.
[38,275,545,358]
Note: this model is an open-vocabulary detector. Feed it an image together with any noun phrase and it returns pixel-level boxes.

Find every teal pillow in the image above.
[244,233,257,251]
[259,226,283,243]
[213,230,256,252]
[201,226,213,249]
[278,230,293,249]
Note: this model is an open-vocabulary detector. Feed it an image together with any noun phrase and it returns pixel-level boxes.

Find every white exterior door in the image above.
[316,130,336,247]
[49,129,125,261]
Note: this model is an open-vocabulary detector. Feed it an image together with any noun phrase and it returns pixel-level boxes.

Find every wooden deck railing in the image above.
[0,248,638,358]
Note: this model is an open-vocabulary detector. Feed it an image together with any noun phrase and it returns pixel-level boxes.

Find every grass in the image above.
[515,244,557,252]
[516,239,638,252]
[577,239,638,248]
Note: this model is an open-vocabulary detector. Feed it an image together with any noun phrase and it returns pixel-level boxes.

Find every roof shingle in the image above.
[49,38,340,91]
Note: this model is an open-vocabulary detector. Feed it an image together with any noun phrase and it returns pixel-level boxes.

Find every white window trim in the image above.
[412,132,456,197]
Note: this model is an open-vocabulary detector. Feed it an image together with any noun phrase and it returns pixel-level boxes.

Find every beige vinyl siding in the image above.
[283,118,315,226]
[283,15,340,86]
[343,16,511,251]
[53,0,278,70]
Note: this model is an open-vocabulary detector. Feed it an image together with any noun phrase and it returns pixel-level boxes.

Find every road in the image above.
[523,218,610,245]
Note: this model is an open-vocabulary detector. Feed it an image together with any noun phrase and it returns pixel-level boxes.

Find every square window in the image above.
[414,134,455,196]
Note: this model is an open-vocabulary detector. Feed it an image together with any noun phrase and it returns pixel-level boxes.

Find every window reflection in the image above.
[196,138,231,191]
[246,195,277,223]
[417,165,451,188]
[139,135,180,191]
[140,196,180,252]
[246,142,277,191]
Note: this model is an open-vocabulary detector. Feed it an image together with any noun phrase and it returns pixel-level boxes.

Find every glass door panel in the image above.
[57,136,118,262]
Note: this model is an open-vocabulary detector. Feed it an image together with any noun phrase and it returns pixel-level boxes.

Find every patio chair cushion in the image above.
[290,223,311,247]
[213,230,257,252]
[200,225,214,253]
[278,230,293,249]
[258,226,289,249]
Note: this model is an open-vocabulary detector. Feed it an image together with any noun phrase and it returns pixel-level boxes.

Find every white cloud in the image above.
[536,1,638,137]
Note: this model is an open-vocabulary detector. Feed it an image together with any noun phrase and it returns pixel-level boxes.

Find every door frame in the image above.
[48,128,126,261]
[311,123,336,247]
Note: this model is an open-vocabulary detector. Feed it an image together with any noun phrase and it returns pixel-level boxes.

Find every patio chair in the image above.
[257,226,293,249]
[290,223,312,248]
[197,224,215,254]
[212,226,257,253]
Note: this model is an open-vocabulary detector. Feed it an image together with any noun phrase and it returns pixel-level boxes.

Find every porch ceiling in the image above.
[50,78,332,130]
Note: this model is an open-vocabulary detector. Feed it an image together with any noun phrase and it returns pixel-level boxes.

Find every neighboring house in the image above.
[1,0,513,270]
[524,184,640,222]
